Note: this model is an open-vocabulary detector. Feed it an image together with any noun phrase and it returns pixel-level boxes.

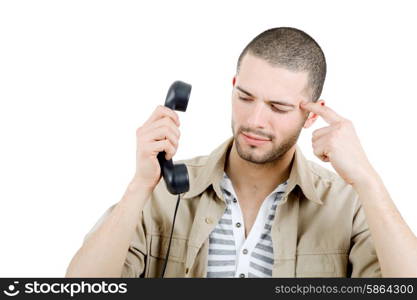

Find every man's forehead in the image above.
[237,54,311,102]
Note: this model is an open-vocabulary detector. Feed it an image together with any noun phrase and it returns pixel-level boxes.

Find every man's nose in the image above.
[247,102,268,128]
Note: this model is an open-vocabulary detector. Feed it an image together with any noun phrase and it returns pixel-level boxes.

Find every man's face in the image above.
[231,53,312,164]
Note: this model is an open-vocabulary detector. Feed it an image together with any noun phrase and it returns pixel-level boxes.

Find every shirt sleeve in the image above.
[83,203,148,278]
[348,201,381,277]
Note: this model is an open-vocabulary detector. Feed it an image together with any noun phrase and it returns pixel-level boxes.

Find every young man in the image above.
[66,27,383,277]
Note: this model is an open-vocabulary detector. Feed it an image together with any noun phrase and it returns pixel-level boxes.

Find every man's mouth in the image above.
[241,132,271,146]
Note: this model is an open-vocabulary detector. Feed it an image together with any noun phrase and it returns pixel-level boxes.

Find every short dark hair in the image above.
[236,27,326,102]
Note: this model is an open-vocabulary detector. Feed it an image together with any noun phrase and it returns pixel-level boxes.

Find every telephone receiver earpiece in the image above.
[156,81,191,195]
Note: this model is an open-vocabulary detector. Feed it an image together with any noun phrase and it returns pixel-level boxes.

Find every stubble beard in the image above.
[232,121,303,165]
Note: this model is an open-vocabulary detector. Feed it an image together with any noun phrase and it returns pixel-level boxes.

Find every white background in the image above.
[0,0,416,277]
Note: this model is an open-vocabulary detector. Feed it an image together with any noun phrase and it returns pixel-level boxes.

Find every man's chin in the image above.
[236,140,294,164]
[235,140,272,164]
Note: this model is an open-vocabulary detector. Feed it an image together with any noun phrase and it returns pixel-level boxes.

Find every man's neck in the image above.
[225,141,295,199]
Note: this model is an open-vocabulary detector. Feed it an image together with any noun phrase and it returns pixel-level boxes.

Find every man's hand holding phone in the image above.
[133,105,181,191]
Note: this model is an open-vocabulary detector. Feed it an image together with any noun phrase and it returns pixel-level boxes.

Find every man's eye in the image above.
[239,97,289,114]
[271,105,289,114]
[239,96,252,101]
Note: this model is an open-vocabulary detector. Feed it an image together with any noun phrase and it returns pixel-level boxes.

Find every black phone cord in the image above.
[161,193,181,278]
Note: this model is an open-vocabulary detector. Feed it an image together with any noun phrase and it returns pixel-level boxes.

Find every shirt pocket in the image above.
[146,234,188,278]
[295,252,348,277]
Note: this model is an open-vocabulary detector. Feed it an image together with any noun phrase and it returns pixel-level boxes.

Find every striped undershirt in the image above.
[206,172,288,278]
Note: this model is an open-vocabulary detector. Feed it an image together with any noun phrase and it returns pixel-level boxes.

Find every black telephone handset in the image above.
[157,81,191,195]
[157,81,191,277]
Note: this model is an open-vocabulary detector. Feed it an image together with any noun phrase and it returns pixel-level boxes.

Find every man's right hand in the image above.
[133,105,181,191]
[66,105,181,277]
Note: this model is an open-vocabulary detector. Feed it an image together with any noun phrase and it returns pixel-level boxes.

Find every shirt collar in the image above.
[182,136,322,205]
[285,144,323,205]
[182,137,232,200]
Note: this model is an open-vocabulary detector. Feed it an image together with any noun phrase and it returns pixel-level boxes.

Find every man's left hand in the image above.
[300,101,375,186]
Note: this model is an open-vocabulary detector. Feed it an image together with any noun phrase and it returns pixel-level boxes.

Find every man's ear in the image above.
[303,99,325,128]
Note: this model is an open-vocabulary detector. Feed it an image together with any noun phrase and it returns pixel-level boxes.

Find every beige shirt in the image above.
[85,137,381,277]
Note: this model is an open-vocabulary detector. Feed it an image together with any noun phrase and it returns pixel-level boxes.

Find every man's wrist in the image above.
[351,167,382,193]
[127,177,154,194]
[118,179,153,212]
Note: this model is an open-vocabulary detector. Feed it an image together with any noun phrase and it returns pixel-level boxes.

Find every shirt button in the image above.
[205,217,213,224]
[235,222,241,228]
[239,273,245,278]
[242,249,248,255]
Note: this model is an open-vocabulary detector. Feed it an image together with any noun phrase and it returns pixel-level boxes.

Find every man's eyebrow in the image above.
[236,85,254,97]
[236,85,296,108]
